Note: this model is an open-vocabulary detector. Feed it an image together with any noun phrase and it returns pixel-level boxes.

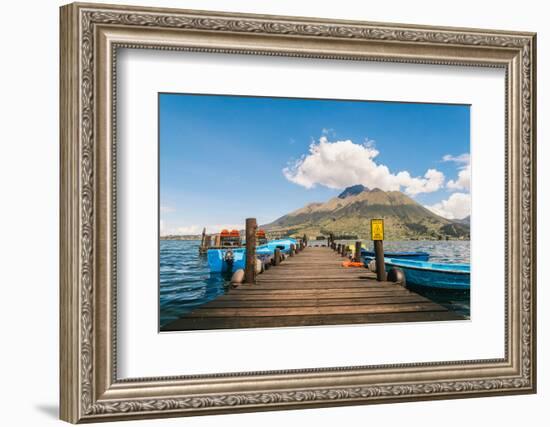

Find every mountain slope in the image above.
[263,186,469,240]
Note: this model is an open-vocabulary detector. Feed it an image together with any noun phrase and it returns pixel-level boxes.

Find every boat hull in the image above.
[361,249,430,261]
[207,239,297,273]
[384,258,470,290]
[207,248,246,273]
[261,238,297,254]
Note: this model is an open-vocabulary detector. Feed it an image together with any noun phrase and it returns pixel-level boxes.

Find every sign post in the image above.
[371,219,386,281]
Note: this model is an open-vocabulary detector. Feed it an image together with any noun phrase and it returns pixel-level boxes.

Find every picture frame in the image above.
[60,2,536,423]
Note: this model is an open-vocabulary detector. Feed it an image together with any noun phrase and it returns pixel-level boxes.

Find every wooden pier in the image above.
[163,246,463,331]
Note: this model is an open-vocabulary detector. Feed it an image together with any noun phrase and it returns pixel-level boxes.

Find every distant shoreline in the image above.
[160,235,471,242]
[160,235,201,241]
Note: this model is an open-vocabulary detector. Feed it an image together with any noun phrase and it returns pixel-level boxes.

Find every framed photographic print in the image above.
[60,2,537,423]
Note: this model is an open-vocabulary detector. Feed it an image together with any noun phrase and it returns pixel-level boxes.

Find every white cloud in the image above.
[425,192,471,220]
[443,153,471,191]
[443,153,470,164]
[283,136,445,196]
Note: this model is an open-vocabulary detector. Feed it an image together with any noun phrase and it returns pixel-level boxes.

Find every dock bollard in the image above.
[244,218,257,284]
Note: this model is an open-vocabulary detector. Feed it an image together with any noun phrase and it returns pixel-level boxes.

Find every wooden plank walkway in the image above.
[163,247,463,331]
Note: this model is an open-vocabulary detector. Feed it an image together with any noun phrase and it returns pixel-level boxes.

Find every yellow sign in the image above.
[371,219,384,241]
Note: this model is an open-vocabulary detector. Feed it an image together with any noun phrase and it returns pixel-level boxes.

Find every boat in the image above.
[344,244,430,261]
[361,249,430,262]
[207,247,246,273]
[260,238,297,254]
[383,258,470,290]
[207,237,298,273]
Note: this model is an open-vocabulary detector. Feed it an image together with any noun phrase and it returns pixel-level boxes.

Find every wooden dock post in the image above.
[245,218,257,284]
[200,227,206,246]
[371,219,387,282]
[273,248,281,266]
[374,240,386,281]
[355,241,362,262]
[290,243,296,257]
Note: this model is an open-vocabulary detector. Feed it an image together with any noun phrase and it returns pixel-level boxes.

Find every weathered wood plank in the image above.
[201,296,430,308]
[164,311,464,331]
[227,288,412,297]
[186,302,448,318]
[217,290,414,300]
[250,282,398,289]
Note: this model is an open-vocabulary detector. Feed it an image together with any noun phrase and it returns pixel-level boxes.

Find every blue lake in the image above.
[159,240,470,328]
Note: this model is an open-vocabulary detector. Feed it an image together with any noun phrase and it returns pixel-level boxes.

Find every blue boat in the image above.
[207,238,297,273]
[261,238,297,254]
[383,258,470,290]
[207,247,246,273]
[361,249,430,262]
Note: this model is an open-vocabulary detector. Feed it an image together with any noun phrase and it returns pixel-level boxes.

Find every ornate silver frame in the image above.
[60,2,537,423]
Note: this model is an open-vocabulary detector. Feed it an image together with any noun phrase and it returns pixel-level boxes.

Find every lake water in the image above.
[159,240,470,328]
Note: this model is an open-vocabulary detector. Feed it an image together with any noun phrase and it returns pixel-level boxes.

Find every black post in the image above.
[245,218,257,284]
[355,241,362,262]
[374,240,386,281]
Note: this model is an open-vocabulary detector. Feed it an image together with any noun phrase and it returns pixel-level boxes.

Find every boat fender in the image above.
[387,267,406,286]
[255,258,263,274]
[231,269,245,285]
[368,260,377,272]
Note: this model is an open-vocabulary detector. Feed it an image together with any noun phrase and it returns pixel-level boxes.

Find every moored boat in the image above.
[361,249,430,262]
[207,247,246,273]
[346,244,430,261]
[207,237,298,273]
[260,238,297,254]
[383,258,470,290]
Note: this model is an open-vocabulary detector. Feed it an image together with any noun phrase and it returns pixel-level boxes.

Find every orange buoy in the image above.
[220,229,230,236]
[342,261,364,268]
[230,229,240,237]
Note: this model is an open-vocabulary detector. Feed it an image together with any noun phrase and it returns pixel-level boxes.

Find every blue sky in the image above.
[159,93,470,235]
